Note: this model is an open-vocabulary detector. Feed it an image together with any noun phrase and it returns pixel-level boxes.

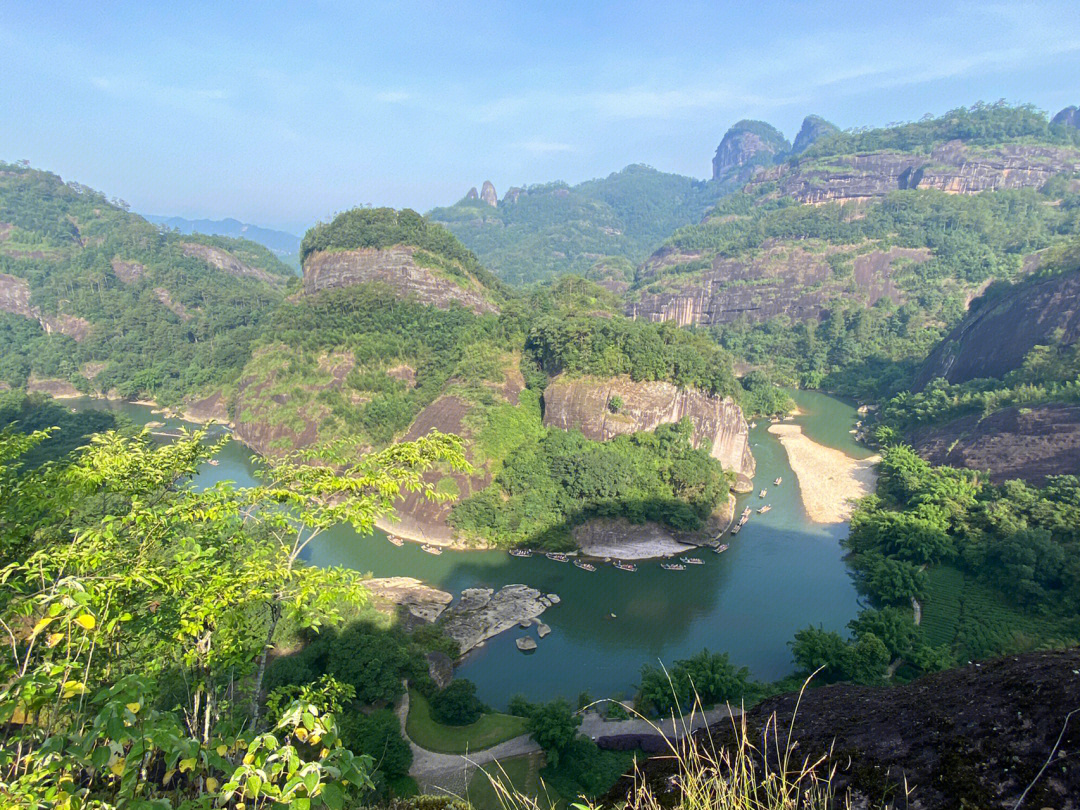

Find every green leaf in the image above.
[322,782,344,809]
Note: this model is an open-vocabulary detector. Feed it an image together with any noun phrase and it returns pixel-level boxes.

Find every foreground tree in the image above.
[0,424,467,808]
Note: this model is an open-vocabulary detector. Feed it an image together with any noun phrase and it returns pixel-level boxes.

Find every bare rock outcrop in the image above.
[1052,105,1080,129]
[301,246,499,315]
[465,187,479,201]
[915,264,1080,389]
[0,272,91,341]
[110,258,146,284]
[480,181,498,207]
[712,120,789,180]
[180,242,281,285]
[791,115,840,154]
[910,403,1080,485]
[628,245,924,327]
[154,287,192,321]
[440,585,549,654]
[749,141,1080,204]
[542,376,755,486]
[365,576,454,623]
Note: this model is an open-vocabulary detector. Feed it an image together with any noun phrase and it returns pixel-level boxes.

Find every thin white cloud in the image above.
[376,90,410,103]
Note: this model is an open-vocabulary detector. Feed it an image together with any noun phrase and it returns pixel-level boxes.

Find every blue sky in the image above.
[3,1,1080,234]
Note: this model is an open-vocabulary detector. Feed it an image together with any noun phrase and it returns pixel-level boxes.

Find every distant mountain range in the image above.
[144,215,301,265]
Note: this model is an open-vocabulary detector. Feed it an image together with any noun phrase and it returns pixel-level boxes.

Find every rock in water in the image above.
[537,623,551,638]
[516,636,537,651]
[441,584,549,654]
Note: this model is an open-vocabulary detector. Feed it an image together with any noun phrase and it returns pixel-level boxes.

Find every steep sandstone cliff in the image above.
[712,120,789,180]
[628,245,924,326]
[480,181,498,207]
[542,376,755,487]
[302,246,499,315]
[915,264,1080,388]
[750,141,1080,204]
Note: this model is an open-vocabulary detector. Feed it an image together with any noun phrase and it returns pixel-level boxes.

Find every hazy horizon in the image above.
[4,0,1080,234]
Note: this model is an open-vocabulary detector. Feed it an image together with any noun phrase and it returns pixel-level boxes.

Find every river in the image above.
[72,390,865,709]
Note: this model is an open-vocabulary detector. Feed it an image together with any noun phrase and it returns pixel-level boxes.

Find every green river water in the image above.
[73,389,866,709]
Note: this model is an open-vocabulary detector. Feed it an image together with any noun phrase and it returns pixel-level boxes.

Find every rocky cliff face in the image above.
[542,376,755,487]
[301,246,499,315]
[610,649,1080,810]
[480,181,498,207]
[712,120,789,180]
[179,242,282,285]
[791,114,840,154]
[915,265,1080,388]
[0,272,91,340]
[750,140,1080,204]
[1052,105,1080,128]
[910,403,1080,484]
[628,244,925,326]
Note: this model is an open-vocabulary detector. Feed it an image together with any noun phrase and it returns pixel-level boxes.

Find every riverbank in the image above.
[767,424,879,523]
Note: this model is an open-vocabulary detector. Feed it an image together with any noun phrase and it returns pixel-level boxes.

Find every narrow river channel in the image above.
[72,390,865,708]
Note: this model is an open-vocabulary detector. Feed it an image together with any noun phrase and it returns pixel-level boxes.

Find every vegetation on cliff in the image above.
[0,163,294,404]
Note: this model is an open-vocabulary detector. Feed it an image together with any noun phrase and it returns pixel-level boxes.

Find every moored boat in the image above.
[714,543,729,553]
[387,535,404,546]
[758,504,772,514]
[509,548,533,558]
[661,563,686,571]
[613,560,637,572]
[680,556,704,565]
[774,476,782,486]
[759,489,767,498]
[421,544,442,555]
[573,559,596,571]
[741,507,752,519]
[730,524,742,535]
[546,552,569,562]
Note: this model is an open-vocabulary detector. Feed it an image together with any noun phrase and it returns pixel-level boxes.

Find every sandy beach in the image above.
[572,517,694,560]
[768,424,879,523]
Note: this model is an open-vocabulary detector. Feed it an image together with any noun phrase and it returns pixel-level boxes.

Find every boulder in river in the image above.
[441,584,550,654]
[516,637,538,652]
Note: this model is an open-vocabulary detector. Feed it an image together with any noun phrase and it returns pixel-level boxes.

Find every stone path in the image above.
[399,692,740,797]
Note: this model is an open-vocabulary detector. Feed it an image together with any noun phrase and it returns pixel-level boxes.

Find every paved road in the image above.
[399,693,740,797]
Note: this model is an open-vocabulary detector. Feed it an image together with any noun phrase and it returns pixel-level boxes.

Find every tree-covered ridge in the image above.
[800,102,1080,160]
[429,165,731,285]
[450,413,732,548]
[0,164,293,404]
[524,313,739,398]
[651,185,1080,400]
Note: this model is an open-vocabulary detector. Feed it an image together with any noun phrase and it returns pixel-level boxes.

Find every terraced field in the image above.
[919,565,1079,660]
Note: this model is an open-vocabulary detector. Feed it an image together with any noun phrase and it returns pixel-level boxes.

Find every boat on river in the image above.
[509,548,533,558]
[749,421,757,429]
[774,476,782,486]
[680,556,704,565]
[758,504,772,514]
[546,552,569,562]
[730,523,742,535]
[421,544,443,555]
[573,559,596,572]
[387,535,404,547]
[207,459,220,466]
[613,560,637,572]
[714,543,729,553]
[661,563,685,571]
[759,489,768,498]
[741,506,752,519]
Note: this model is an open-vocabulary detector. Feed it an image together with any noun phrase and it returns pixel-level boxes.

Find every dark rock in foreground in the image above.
[607,649,1080,809]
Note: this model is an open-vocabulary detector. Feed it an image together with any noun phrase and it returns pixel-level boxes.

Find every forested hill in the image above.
[0,162,295,404]
[427,164,734,285]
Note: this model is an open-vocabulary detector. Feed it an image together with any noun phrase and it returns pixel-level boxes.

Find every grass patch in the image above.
[468,753,560,810]
[406,689,529,754]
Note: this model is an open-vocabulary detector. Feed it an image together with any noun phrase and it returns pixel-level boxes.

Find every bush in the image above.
[428,679,483,726]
